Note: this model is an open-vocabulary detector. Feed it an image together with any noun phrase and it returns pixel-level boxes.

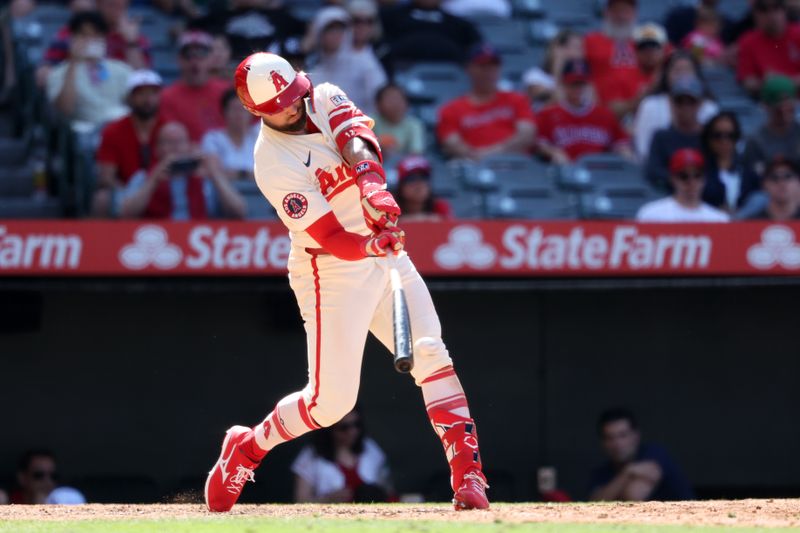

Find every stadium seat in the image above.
[395,63,469,107]
[235,180,278,220]
[579,185,662,219]
[472,18,532,53]
[151,46,180,84]
[573,153,645,189]
[702,65,748,100]
[0,197,62,218]
[486,190,579,219]
[480,154,556,195]
[440,189,484,219]
[718,97,766,136]
[501,46,546,83]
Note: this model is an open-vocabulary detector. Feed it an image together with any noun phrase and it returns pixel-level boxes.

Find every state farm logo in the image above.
[434,226,496,270]
[119,225,182,270]
[747,225,800,269]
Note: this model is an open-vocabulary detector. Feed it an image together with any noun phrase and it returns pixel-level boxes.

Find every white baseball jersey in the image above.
[254,82,374,261]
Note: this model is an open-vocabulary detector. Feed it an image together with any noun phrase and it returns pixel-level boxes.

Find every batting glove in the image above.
[354,159,401,232]
[360,227,405,257]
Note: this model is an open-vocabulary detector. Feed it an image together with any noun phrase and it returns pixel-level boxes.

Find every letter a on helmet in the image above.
[235,52,311,115]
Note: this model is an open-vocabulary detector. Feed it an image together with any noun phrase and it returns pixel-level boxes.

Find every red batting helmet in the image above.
[234,52,311,115]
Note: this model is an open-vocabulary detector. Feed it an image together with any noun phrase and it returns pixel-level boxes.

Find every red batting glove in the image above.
[354,159,401,232]
[360,227,405,257]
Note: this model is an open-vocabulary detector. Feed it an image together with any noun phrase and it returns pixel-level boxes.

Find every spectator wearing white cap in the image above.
[346,0,382,55]
[94,69,164,216]
[201,88,259,181]
[46,11,132,128]
[160,31,231,142]
[304,7,387,117]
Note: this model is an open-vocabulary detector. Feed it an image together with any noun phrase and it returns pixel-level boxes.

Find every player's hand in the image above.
[360,227,405,257]
[354,159,401,232]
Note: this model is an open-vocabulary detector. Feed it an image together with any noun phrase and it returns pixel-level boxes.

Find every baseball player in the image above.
[204,52,489,512]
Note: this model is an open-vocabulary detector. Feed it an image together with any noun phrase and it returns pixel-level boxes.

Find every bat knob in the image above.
[394,358,413,373]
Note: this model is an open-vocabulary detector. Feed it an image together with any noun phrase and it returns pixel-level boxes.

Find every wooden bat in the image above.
[388,254,413,373]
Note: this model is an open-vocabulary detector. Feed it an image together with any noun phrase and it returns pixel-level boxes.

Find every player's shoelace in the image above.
[462,471,489,490]
[226,465,256,494]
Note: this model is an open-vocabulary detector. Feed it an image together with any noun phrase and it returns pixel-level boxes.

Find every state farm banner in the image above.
[0,220,799,277]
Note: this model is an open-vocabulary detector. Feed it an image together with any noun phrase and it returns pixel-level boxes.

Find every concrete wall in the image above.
[1,283,798,502]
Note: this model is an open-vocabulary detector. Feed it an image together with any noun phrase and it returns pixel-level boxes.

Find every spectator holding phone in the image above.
[117,121,246,219]
[46,10,132,128]
[201,88,259,181]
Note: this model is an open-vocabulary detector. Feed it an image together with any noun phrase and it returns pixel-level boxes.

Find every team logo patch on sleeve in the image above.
[282,193,309,219]
[330,94,349,106]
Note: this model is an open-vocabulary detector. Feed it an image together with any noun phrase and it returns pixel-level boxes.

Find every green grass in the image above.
[1,520,797,533]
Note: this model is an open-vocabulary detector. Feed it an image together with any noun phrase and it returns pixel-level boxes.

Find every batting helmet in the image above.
[234,52,311,115]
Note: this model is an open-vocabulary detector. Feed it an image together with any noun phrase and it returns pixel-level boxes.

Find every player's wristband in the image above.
[354,160,386,196]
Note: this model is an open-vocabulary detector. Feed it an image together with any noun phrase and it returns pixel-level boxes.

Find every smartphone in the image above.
[169,157,200,175]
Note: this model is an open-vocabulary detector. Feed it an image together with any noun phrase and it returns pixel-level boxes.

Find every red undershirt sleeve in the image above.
[305,211,367,261]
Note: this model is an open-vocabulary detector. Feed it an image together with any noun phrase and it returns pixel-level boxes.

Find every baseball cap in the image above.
[761,75,796,105]
[178,30,213,52]
[397,155,432,183]
[634,23,667,47]
[669,148,705,173]
[764,154,800,176]
[126,69,162,94]
[670,76,703,99]
[468,43,502,65]
[561,59,591,84]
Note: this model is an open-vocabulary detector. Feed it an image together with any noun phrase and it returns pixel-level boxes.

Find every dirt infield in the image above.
[1,500,799,528]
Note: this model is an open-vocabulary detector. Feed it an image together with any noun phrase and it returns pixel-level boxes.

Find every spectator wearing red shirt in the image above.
[94,69,165,216]
[42,0,151,69]
[537,60,634,164]
[160,31,231,143]
[737,0,800,95]
[585,0,640,108]
[437,44,536,160]
[597,23,667,121]
[394,155,452,222]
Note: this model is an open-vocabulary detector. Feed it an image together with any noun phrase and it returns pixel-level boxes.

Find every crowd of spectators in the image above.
[3,0,800,223]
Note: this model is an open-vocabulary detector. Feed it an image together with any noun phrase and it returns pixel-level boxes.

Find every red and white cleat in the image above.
[204,425,261,512]
[453,470,490,510]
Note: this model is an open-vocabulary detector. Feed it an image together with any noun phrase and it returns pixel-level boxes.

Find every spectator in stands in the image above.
[394,155,452,221]
[43,0,151,70]
[645,77,706,189]
[742,75,800,177]
[523,29,584,109]
[664,0,735,47]
[160,31,230,143]
[700,111,760,211]
[347,0,382,55]
[746,155,800,219]
[117,121,246,219]
[372,83,425,158]
[46,10,132,128]
[293,407,393,503]
[380,0,481,65]
[209,33,233,81]
[633,51,718,159]
[94,69,164,216]
[10,450,86,505]
[638,148,729,222]
[150,0,201,19]
[437,44,536,160]
[536,60,633,164]
[304,7,386,117]
[584,0,639,109]
[201,88,258,181]
[681,6,726,65]
[191,0,305,60]
[600,23,667,121]
[737,0,800,95]
[589,408,695,500]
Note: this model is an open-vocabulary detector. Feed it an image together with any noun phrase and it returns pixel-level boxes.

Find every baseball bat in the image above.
[388,254,414,373]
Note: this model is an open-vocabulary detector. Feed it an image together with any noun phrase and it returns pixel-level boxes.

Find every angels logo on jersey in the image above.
[283,193,308,219]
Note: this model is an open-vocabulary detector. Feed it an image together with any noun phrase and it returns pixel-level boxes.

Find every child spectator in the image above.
[201,88,259,181]
[372,83,426,158]
[117,122,246,219]
[437,44,536,160]
[522,30,584,109]
[638,148,729,222]
[536,60,633,163]
[681,6,725,64]
[395,155,452,222]
[293,408,393,503]
[160,31,230,143]
[746,155,800,219]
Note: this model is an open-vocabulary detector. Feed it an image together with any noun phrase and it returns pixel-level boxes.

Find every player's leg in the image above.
[206,256,384,512]
[369,254,489,510]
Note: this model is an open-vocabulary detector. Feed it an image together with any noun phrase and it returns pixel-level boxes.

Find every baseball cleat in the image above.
[204,425,261,512]
[453,470,490,510]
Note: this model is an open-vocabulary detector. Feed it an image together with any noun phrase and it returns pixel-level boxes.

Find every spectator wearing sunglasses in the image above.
[700,111,760,211]
[747,155,800,220]
[637,148,730,222]
[292,408,393,503]
[9,450,85,505]
[737,0,800,96]
[645,76,705,190]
